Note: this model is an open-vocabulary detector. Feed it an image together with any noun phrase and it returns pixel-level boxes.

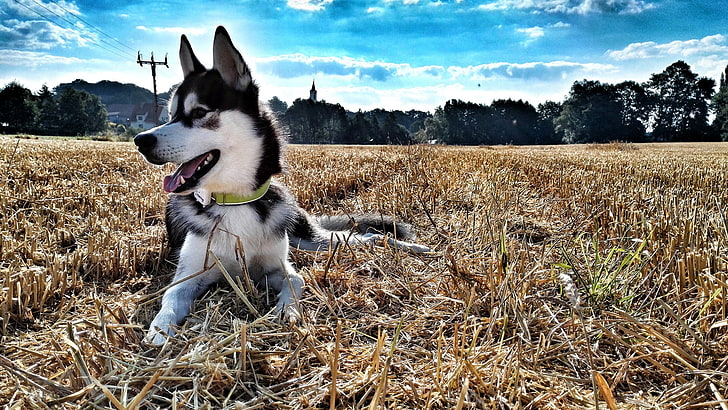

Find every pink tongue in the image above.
[163,153,209,193]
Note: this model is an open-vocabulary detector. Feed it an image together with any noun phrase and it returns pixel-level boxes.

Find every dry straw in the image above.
[1,138,727,408]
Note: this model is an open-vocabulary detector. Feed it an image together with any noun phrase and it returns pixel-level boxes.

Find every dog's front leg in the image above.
[146,234,220,345]
[261,259,304,323]
[273,260,304,323]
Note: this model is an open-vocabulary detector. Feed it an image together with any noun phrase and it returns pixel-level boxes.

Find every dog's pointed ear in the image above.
[212,26,252,91]
[179,34,205,78]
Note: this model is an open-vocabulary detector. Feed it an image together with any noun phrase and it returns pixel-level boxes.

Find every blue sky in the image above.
[1,0,726,111]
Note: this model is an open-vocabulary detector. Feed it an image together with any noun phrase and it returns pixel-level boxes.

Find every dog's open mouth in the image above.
[163,150,220,193]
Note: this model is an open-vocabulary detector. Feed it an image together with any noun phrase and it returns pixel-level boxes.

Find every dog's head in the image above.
[134,26,283,197]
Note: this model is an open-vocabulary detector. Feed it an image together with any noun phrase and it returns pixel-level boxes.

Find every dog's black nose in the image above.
[134,133,157,149]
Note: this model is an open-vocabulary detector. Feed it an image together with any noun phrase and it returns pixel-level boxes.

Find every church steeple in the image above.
[309,79,317,102]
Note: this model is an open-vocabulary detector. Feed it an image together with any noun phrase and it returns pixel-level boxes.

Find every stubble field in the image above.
[0,137,727,409]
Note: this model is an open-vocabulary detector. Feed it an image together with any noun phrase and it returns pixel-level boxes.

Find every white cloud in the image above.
[327,84,461,112]
[608,34,728,60]
[517,26,545,39]
[383,0,422,4]
[516,22,569,45]
[287,0,333,11]
[254,54,445,82]
[449,61,617,81]
[5,0,81,18]
[135,26,207,36]
[607,35,728,83]
[479,0,654,15]
[255,54,619,87]
[0,49,83,66]
[694,55,728,84]
[252,53,621,110]
[0,19,94,49]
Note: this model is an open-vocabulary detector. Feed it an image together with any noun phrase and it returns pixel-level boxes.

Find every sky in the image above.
[0,0,727,112]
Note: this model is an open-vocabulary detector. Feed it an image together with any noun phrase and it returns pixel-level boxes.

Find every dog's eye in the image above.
[190,108,209,119]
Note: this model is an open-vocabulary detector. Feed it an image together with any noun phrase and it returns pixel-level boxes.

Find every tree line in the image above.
[0,83,108,136]
[2,60,727,143]
[269,97,428,145]
[416,60,726,144]
[273,60,726,144]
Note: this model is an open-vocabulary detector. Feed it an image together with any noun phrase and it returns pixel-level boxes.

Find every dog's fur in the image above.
[134,26,429,345]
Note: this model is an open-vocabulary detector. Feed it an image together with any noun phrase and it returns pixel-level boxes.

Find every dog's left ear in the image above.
[180,34,206,78]
[212,26,252,91]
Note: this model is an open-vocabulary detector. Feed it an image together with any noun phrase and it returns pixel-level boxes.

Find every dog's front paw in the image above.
[274,301,302,325]
[145,327,170,346]
[145,314,177,346]
[144,327,174,346]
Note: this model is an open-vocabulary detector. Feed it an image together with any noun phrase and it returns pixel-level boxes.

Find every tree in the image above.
[489,99,539,145]
[408,119,425,135]
[0,82,38,133]
[282,99,348,144]
[646,60,715,141]
[536,101,563,144]
[613,81,649,142]
[555,80,623,144]
[35,84,59,135]
[442,99,490,145]
[56,87,108,136]
[416,107,448,143]
[381,112,410,144]
[711,65,728,141]
[267,96,288,117]
[345,111,381,144]
[403,110,431,133]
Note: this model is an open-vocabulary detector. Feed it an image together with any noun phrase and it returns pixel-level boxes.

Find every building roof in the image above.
[130,102,167,118]
[106,104,135,118]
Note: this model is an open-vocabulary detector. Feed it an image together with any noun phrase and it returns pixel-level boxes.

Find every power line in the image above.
[46,0,136,54]
[12,0,128,60]
[11,0,131,60]
[25,0,133,57]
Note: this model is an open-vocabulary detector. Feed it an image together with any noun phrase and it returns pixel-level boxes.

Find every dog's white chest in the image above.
[210,207,272,252]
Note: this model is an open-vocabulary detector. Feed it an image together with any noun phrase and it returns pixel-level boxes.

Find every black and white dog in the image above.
[134,26,429,345]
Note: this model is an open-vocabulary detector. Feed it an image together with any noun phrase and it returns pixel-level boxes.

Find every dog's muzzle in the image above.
[133,132,165,165]
[134,132,156,150]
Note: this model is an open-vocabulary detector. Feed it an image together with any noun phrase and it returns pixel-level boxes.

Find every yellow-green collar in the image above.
[211,178,271,206]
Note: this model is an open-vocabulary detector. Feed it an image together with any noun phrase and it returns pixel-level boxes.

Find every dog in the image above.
[134,26,429,345]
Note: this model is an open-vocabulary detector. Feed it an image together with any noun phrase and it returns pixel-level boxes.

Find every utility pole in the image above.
[137,51,168,126]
